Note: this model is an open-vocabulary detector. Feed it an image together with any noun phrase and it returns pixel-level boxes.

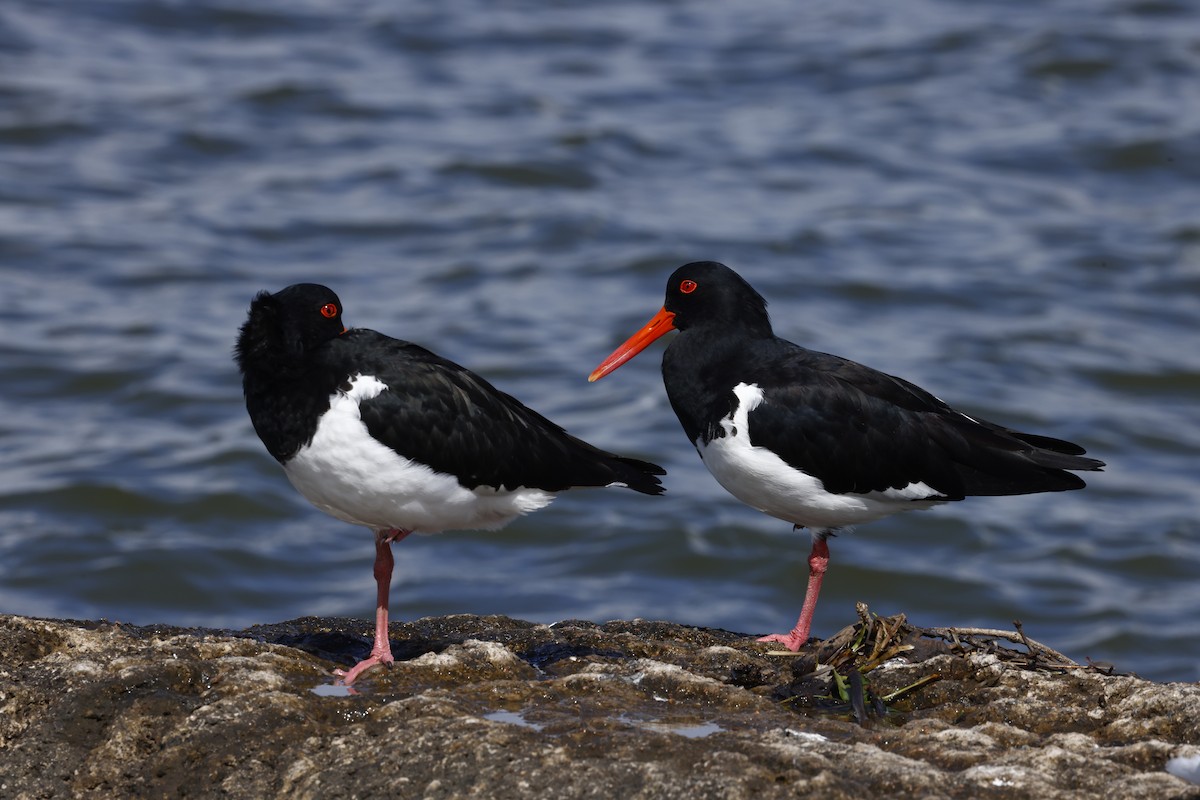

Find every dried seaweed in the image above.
[772,602,1113,724]
[918,619,1109,673]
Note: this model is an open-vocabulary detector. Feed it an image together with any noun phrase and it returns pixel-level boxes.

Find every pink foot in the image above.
[333,647,394,685]
[334,528,408,686]
[756,631,811,651]
[757,535,830,653]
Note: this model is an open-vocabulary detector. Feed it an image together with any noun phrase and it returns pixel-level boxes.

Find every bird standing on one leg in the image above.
[236,283,664,684]
[589,261,1103,651]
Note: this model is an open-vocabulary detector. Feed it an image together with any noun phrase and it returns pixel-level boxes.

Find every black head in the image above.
[234,283,346,377]
[662,261,772,334]
[589,261,773,382]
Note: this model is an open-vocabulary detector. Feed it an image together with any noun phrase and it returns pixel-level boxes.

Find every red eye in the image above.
[680,279,698,294]
[320,303,338,319]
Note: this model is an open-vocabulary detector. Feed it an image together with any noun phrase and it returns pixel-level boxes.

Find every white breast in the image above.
[696,382,944,531]
[282,374,555,534]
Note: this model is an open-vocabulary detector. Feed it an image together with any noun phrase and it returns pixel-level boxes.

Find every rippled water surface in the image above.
[2,0,1197,682]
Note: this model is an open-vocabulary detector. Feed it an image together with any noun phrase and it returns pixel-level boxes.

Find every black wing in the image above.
[736,342,1102,498]
[322,330,664,494]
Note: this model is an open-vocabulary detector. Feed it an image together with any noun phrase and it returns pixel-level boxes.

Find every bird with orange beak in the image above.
[590,261,1103,650]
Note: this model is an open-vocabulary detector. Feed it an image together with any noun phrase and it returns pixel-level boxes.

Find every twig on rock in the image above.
[921,624,1078,667]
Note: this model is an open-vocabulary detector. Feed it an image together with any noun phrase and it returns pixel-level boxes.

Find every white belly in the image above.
[696,383,943,531]
[283,375,555,533]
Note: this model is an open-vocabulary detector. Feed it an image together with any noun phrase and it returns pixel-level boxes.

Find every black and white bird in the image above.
[235,283,664,684]
[589,261,1103,651]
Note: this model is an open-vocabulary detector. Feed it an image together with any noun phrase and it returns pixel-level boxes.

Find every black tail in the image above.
[938,415,1104,497]
[610,455,667,495]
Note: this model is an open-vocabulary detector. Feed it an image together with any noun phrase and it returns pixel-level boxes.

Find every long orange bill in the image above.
[588,307,676,382]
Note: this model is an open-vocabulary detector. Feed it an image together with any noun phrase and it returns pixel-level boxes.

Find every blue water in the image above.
[1,0,1197,682]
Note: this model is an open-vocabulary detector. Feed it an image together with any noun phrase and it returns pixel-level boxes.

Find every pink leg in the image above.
[335,528,411,685]
[757,536,830,651]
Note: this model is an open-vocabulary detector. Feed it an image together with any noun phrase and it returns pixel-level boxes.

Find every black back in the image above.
[658,262,1104,499]
[236,284,665,495]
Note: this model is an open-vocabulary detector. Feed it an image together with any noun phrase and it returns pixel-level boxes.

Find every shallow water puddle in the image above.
[619,716,725,739]
[482,710,546,731]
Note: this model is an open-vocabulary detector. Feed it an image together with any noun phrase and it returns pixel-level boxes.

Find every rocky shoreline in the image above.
[1,611,1197,799]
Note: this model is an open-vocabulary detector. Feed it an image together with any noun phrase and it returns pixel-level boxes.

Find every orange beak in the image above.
[588,307,676,382]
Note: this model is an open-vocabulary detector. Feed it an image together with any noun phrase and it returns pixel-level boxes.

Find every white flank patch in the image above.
[283,373,554,533]
[862,480,943,503]
[696,382,944,530]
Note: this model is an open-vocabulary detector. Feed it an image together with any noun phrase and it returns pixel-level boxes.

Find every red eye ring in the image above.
[320,303,338,319]
[680,279,698,294]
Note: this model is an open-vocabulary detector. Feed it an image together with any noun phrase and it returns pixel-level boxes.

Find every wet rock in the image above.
[0,612,1198,799]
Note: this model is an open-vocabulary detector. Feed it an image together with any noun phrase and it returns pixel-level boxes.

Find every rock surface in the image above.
[1,612,1197,799]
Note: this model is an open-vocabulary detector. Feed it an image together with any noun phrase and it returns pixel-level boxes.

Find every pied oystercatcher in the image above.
[589,261,1103,650]
[236,283,665,683]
